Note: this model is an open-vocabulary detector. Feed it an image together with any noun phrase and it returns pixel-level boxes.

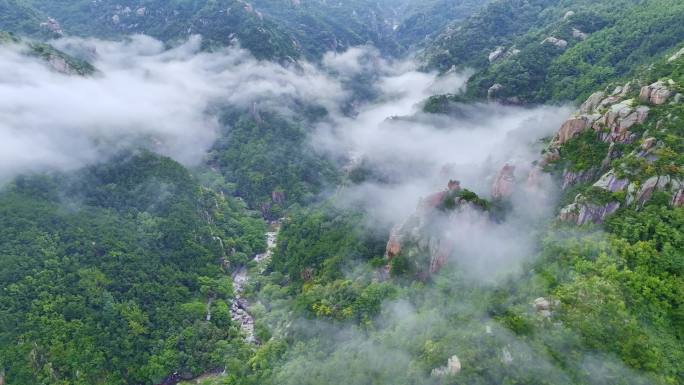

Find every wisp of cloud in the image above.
[0,35,346,182]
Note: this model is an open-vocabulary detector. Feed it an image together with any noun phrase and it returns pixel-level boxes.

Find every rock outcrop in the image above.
[577,201,621,225]
[502,347,514,365]
[561,168,598,190]
[542,37,568,49]
[488,83,504,100]
[593,170,628,193]
[386,224,403,258]
[551,82,652,149]
[559,196,620,226]
[492,164,516,199]
[580,91,606,114]
[489,47,505,63]
[537,75,682,226]
[487,83,521,104]
[669,47,684,62]
[595,100,649,143]
[533,297,559,318]
[383,180,491,278]
[541,80,660,190]
[47,55,76,74]
[554,115,594,145]
[432,355,462,377]
[383,162,530,278]
[639,81,673,105]
[672,189,684,207]
[547,90,648,152]
[572,28,588,40]
[626,175,683,207]
[40,17,64,36]
[271,190,286,204]
[486,46,520,63]
[560,173,682,225]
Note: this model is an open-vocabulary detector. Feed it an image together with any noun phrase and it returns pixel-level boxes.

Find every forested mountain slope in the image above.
[0,0,50,38]
[22,0,301,60]
[376,0,490,50]
[0,29,95,75]
[425,0,684,103]
[0,152,267,384]
[5,0,490,60]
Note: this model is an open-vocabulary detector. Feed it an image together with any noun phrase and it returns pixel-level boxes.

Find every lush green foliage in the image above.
[208,111,338,216]
[425,0,562,71]
[393,0,489,48]
[202,201,683,385]
[0,0,49,38]
[546,0,684,102]
[556,129,609,172]
[21,0,300,60]
[426,0,684,103]
[3,0,490,61]
[0,152,265,384]
[270,205,386,287]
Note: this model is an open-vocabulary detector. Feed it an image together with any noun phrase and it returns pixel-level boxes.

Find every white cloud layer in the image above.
[0,35,346,182]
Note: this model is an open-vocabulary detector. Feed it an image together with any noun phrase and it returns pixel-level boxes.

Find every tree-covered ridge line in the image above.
[1,0,492,61]
[0,29,96,75]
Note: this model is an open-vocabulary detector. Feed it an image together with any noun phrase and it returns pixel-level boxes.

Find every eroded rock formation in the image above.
[639,81,673,105]
[559,197,621,226]
[542,37,568,49]
[40,18,63,36]
[384,164,519,277]
[492,164,516,199]
[384,180,484,278]
[542,78,681,225]
[488,47,505,63]
[432,355,462,377]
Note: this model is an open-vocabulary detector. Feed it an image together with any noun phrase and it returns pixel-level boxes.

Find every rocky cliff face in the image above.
[383,180,490,279]
[537,75,683,226]
[491,164,516,200]
[385,70,682,277]
[383,163,526,278]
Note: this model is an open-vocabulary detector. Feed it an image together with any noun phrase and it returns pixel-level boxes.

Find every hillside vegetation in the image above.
[425,0,684,103]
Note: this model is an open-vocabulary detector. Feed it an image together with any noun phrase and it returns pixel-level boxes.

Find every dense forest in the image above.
[0,0,683,384]
[425,0,684,103]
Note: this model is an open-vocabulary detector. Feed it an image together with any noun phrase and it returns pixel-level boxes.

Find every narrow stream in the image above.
[159,222,281,385]
[230,221,280,344]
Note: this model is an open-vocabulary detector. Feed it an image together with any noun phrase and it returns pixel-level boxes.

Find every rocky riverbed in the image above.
[230,221,280,344]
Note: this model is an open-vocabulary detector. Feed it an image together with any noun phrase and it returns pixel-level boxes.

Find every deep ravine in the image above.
[230,221,280,344]
[158,222,280,385]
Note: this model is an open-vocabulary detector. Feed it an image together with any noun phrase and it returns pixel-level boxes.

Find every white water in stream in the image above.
[230,223,280,344]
